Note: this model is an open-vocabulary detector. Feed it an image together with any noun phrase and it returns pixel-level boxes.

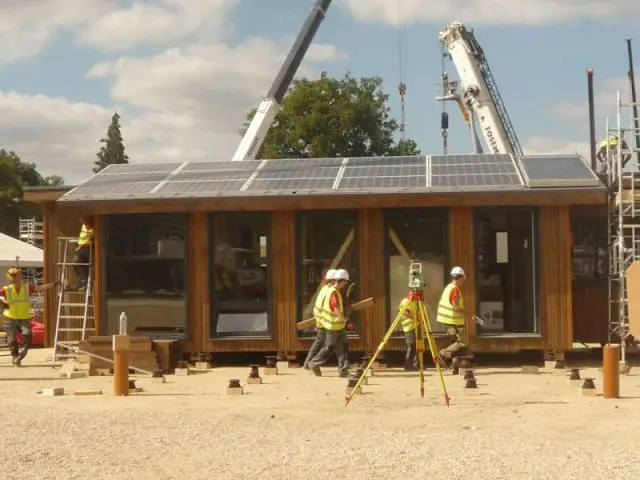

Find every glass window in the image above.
[104,214,187,338]
[475,208,539,335]
[296,211,360,337]
[209,213,271,337]
[571,219,607,280]
[385,209,448,335]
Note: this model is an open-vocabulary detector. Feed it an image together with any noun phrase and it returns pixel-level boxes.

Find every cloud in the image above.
[0,0,116,64]
[0,35,347,184]
[522,137,589,157]
[76,0,239,52]
[340,0,640,26]
[548,73,638,124]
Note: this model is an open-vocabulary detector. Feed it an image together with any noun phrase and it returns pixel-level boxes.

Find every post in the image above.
[587,68,597,171]
[113,312,130,396]
[602,345,620,399]
[626,39,640,166]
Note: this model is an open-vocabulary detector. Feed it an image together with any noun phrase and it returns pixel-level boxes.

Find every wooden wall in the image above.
[41,203,576,354]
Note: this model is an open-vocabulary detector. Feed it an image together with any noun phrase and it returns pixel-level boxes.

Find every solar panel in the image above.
[517,155,601,187]
[100,163,182,174]
[153,180,247,196]
[339,176,424,189]
[247,178,336,191]
[430,154,524,188]
[168,171,254,182]
[346,156,425,166]
[245,158,342,190]
[60,182,160,201]
[82,173,170,185]
[181,161,261,172]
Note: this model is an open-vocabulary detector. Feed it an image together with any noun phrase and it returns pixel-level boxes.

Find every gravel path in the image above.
[1,349,639,480]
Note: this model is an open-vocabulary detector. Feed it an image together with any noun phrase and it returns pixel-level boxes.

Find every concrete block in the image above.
[276,361,289,370]
[194,362,212,369]
[174,367,190,376]
[567,379,582,386]
[580,387,598,397]
[151,376,166,384]
[247,377,262,385]
[41,388,64,396]
[226,387,244,396]
[264,367,278,376]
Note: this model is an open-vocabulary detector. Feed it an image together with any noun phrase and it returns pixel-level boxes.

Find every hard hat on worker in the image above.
[450,266,465,278]
[335,269,350,281]
[6,267,21,281]
[325,269,337,280]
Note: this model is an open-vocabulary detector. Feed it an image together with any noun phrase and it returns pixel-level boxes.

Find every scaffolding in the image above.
[19,217,43,248]
[16,217,45,314]
[607,90,640,372]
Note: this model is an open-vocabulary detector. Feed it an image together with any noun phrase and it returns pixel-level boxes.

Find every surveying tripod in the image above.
[345,263,450,407]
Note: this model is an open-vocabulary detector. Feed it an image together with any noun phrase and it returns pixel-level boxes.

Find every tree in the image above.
[43,175,64,186]
[94,111,129,173]
[240,72,420,159]
[0,149,59,237]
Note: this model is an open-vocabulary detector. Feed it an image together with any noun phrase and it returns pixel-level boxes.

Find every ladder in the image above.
[51,236,96,367]
[607,90,640,372]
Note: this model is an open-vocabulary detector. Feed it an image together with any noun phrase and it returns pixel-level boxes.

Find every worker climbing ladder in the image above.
[607,90,640,374]
[51,236,96,367]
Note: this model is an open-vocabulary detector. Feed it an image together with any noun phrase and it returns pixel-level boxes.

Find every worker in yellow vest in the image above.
[73,216,95,292]
[436,266,470,375]
[303,269,336,370]
[307,269,350,377]
[398,295,419,371]
[596,134,631,170]
[1,267,58,366]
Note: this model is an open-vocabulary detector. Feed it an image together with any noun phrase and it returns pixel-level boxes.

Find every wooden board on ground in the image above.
[626,261,640,338]
[296,297,375,330]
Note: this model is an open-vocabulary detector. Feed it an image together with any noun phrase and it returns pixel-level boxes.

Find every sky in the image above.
[0,0,639,185]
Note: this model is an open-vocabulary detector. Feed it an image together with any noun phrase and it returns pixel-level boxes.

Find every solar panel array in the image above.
[516,155,601,187]
[58,154,605,202]
[430,154,523,188]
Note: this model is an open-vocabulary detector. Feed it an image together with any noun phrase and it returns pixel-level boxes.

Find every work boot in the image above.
[12,357,22,367]
[338,369,349,378]
[311,366,322,377]
[437,350,451,368]
[451,357,460,376]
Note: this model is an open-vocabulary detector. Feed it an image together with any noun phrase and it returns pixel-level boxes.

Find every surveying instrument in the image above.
[345,262,450,407]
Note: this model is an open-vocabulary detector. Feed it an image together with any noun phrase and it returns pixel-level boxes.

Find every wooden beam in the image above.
[296,297,375,330]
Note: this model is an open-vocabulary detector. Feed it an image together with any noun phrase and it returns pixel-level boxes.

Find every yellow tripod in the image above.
[345,288,450,407]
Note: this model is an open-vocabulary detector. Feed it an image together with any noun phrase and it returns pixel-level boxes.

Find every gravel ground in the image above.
[1,349,639,480]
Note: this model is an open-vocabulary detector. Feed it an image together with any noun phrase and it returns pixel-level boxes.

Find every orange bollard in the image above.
[113,334,131,397]
[602,345,620,399]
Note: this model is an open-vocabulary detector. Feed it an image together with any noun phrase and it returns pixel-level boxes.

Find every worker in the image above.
[596,135,631,171]
[73,215,95,292]
[307,269,350,378]
[398,295,419,371]
[303,269,336,370]
[1,267,58,366]
[337,268,355,373]
[436,266,470,375]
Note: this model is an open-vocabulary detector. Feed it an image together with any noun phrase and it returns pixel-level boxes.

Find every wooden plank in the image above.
[359,209,385,353]
[296,297,375,330]
[189,212,209,353]
[273,211,296,354]
[57,189,607,215]
[626,261,640,338]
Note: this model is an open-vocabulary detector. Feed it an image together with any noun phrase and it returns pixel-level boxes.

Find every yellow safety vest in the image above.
[321,286,345,331]
[436,283,465,326]
[313,284,330,329]
[399,297,415,332]
[2,284,31,320]
[600,137,618,149]
[78,224,94,246]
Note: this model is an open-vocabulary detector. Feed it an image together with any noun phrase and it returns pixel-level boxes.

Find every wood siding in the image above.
[41,202,86,346]
[39,203,577,354]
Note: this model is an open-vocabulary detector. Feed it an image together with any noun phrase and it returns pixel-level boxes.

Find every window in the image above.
[384,209,448,335]
[104,214,187,338]
[571,219,607,280]
[296,210,360,338]
[209,212,271,338]
[475,208,539,335]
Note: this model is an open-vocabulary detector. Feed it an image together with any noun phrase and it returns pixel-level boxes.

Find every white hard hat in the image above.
[450,266,465,277]
[335,269,350,281]
[325,269,337,280]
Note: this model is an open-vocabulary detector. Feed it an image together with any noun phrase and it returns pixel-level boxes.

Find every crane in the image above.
[232,0,332,161]
[438,21,523,156]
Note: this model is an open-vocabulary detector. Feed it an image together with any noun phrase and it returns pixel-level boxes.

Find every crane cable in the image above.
[440,43,449,155]
[397,0,407,154]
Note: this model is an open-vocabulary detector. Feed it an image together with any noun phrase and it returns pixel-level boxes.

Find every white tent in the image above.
[0,233,43,270]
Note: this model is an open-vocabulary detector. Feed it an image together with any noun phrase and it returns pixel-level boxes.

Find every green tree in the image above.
[43,174,64,186]
[0,149,57,237]
[94,111,129,173]
[240,71,420,159]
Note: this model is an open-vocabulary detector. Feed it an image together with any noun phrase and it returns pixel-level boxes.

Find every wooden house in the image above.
[24,153,609,358]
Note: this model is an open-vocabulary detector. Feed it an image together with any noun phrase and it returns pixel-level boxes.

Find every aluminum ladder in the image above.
[51,236,95,367]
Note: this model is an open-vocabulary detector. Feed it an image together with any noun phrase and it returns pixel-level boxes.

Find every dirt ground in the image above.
[1,348,639,480]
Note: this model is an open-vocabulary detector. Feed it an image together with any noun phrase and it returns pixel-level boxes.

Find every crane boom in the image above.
[439,21,523,156]
[232,0,332,161]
